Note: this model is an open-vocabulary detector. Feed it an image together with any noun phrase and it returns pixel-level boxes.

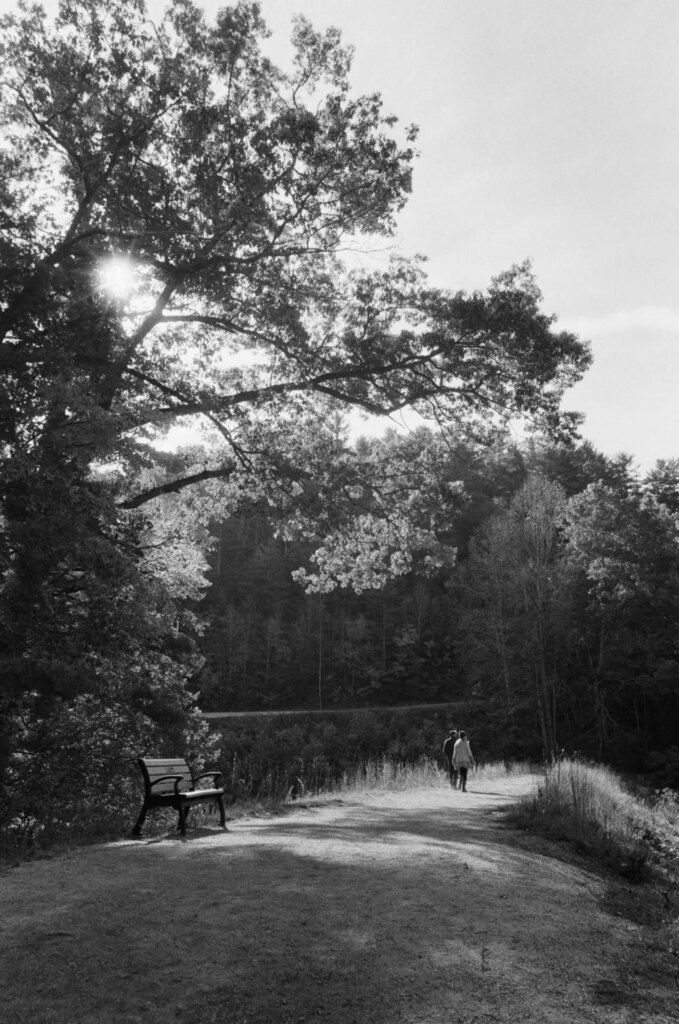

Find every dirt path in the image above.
[1,773,676,1023]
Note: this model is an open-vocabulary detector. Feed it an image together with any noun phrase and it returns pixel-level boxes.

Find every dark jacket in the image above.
[442,736,456,763]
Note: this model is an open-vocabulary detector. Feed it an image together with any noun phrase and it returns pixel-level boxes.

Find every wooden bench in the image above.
[132,757,226,836]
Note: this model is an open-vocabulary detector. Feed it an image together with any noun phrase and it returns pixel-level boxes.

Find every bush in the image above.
[510,757,663,881]
[0,690,221,862]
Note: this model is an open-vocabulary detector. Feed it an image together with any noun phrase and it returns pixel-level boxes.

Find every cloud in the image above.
[558,307,679,337]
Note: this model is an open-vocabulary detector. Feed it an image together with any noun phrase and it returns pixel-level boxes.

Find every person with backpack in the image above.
[442,729,459,789]
[452,730,476,792]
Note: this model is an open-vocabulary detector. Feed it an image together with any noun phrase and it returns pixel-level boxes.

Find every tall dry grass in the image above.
[510,757,679,881]
[333,755,443,793]
[299,756,531,799]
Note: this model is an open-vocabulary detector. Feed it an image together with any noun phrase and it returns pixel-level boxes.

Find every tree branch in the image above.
[117,465,237,509]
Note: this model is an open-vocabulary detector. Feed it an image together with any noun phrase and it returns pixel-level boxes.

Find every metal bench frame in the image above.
[132,757,226,836]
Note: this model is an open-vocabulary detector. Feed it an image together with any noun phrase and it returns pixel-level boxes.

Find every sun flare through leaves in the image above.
[97,255,137,300]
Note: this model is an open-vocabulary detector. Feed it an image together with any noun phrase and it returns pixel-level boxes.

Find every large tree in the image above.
[0,0,591,838]
[1,0,589,509]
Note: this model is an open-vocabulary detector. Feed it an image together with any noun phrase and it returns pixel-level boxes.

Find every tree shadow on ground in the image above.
[2,794,677,1024]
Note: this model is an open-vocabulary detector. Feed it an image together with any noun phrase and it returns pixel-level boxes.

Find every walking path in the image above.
[1,773,676,1023]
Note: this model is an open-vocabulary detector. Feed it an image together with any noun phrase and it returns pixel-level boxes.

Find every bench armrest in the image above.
[149,774,185,796]
[193,771,224,789]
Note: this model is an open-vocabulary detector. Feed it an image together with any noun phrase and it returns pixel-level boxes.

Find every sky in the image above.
[3,0,678,471]
[256,0,679,472]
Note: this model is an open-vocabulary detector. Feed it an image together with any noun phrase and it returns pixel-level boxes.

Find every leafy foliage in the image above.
[454,475,574,756]
[2,0,636,855]
[2,689,219,859]
[199,435,679,782]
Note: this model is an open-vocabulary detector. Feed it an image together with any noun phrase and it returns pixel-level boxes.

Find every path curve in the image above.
[0,773,675,1023]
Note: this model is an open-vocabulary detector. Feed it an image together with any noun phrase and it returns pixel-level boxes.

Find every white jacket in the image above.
[452,738,475,769]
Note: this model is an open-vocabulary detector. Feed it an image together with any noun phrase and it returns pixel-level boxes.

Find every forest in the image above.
[198,434,679,774]
[1,0,677,852]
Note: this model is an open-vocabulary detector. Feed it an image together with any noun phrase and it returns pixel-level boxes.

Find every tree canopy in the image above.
[0,0,599,848]
[1,0,589,507]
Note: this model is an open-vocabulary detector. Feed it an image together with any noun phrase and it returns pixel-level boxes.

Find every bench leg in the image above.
[177,804,188,835]
[217,796,226,829]
[132,802,148,837]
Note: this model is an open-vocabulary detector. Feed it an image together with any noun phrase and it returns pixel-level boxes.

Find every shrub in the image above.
[0,691,221,862]
[510,757,661,881]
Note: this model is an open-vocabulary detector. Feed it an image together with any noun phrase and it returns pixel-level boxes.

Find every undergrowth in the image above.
[509,757,679,882]
[291,756,533,803]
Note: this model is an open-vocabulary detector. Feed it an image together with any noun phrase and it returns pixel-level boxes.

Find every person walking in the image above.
[442,729,459,789]
[452,730,476,792]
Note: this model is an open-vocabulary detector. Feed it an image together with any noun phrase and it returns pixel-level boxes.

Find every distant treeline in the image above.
[198,438,679,781]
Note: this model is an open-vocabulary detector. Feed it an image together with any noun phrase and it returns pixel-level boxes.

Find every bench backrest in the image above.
[138,757,193,794]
